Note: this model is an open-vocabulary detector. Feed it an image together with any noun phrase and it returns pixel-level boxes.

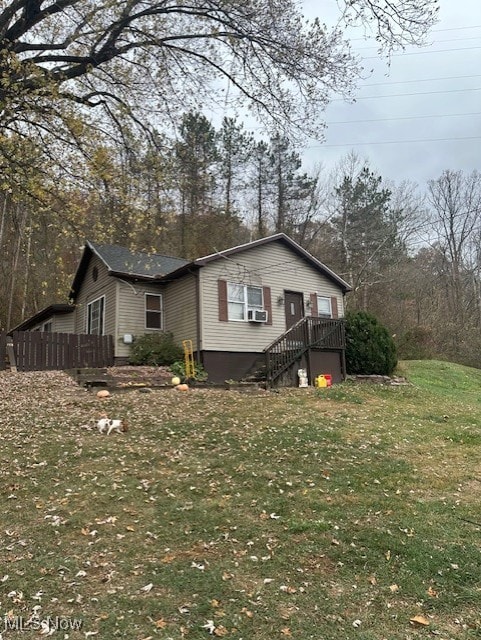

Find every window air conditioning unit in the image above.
[247,308,268,323]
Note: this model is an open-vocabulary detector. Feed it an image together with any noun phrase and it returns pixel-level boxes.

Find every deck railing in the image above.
[264,317,345,385]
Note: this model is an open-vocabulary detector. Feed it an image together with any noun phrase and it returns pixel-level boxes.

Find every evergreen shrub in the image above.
[345,311,397,376]
[129,332,183,366]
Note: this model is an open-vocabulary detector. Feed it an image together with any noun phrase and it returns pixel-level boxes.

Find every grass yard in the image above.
[2,361,481,639]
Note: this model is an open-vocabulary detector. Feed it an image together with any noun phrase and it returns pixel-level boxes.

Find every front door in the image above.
[284,291,304,329]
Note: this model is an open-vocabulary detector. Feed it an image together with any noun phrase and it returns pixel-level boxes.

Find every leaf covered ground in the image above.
[1,362,481,639]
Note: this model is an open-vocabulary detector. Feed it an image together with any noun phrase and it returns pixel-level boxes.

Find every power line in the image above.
[363,45,481,60]
[431,25,481,32]
[360,73,481,88]
[307,135,481,149]
[356,35,481,52]
[348,24,481,43]
[331,86,481,101]
[327,111,481,126]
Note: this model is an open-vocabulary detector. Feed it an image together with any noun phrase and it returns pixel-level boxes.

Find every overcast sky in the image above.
[301,0,481,188]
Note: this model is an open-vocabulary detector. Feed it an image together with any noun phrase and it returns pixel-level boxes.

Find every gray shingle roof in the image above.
[88,242,190,278]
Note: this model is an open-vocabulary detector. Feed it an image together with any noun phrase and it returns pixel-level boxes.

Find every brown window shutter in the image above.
[331,296,339,319]
[263,286,272,325]
[218,279,228,321]
[310,293,318,316]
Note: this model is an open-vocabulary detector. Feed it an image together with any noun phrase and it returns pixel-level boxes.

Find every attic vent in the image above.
[92,266,98,282]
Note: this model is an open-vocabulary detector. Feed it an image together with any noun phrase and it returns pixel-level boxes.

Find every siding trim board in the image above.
[263,286,272,325]
[218,279,228,322]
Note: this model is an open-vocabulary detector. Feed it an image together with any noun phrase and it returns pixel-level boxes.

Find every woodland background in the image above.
[2,111,480,367]
[3,1,479,368]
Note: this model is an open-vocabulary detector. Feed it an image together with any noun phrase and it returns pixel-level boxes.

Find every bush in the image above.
[345,311,397,376]
[129,332,183,366]
[170,359,208,382]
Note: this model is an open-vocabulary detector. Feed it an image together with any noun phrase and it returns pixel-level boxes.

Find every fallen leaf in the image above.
[410,615,430,626]
[214,625,228,637]
[161,553,176,564]
[280,585,297,594]
[155,618,167,629]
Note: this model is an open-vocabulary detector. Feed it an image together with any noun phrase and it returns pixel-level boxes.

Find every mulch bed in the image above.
[106,365,173,387]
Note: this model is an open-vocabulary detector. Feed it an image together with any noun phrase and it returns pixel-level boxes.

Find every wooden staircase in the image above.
[264,317,345,387]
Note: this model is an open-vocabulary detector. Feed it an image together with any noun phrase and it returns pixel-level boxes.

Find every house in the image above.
[11,234,351,385]
[11,303,75,334]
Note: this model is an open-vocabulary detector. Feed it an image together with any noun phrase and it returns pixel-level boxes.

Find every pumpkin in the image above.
[96,389,110,398]
[175,383,189,392]
[171,376,181,386]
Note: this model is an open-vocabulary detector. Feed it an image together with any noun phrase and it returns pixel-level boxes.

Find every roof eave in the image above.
[8,304,74,334]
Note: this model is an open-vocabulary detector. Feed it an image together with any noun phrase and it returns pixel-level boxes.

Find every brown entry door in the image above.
[284,291,304,329]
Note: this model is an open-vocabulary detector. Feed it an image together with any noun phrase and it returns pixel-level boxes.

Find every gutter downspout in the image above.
[341,292,348,380]
[195,268,202,364]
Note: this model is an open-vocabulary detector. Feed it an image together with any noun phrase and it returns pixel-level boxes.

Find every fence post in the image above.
[0,331,6,370]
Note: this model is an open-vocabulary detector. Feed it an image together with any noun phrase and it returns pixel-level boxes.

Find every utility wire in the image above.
[360,73,481,88]
[308,135,481,149]
[348,24,481,44]
[327,111,481,125]
[363,45,481,60]
[331,87,481,102]
[356,36,481,51]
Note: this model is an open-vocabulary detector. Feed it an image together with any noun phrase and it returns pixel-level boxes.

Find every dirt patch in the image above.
[106,365,173,386]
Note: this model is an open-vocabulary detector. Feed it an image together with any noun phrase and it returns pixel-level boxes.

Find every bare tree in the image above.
[427,170,481,327]
[0,1,437,180]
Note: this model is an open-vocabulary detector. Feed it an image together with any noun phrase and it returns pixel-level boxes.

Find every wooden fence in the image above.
[0,330,6,371]
[0,331,114,371]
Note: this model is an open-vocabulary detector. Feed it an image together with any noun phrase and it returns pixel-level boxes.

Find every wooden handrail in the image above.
[264,317,345,385]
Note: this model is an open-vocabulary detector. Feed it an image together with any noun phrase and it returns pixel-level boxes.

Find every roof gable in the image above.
[192,234,352,292]
[70,242,190,300]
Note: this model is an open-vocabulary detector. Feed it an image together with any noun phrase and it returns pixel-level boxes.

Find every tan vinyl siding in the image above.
[163,273,198,350]
[74,255,117,340]
[26,312,74,333]
[53,314,75,333]
[199,242,345,352]
[115,274,197,358]
[116,280,164,359]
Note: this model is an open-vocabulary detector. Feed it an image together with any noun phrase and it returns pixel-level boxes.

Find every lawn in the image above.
[1,361,481,639]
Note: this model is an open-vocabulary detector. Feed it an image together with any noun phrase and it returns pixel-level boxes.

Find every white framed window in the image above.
[227,283,263,321]
[43,321,52,332]
[317,296,332,318]
[87,295,105,335]
[145,293,163,329]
